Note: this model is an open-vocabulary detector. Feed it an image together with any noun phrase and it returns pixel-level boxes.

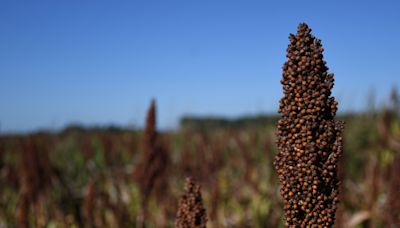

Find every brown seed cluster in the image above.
[175,177,207,228]
[274,23,344,227]
[143,99,157,157]
[133,99,170,201]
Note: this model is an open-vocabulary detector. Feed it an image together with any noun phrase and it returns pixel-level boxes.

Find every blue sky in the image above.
[0,1,399,132]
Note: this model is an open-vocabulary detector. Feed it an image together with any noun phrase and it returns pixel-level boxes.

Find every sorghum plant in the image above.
[385,154,400,227]
[136,99,170,198]
[133,99,170,225]
[16,135,55,227]
[274,23,344,227]
[175,177,207,228]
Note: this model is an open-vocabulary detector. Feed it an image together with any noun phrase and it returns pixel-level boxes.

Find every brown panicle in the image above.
[134,99,170,200]
[175,177,207,228]
[274,23,344,227]
[133,99,171,226]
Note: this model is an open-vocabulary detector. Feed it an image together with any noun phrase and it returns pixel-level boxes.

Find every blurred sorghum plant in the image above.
[133,99,170,225]
[274,23,344,227]
[19,136,53,203]
[16,135,54,227]
[385,154,400,227]
[133,99,170,201]
[175,177,207,228]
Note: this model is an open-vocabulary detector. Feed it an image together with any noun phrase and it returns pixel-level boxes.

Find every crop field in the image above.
[1,7,400,226]
[0,102,399,227]
[1,23,400,228]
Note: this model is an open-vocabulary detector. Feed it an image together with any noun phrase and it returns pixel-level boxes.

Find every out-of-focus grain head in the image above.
[133,100,170,227]
[274,23,344,227]
[175,177,207,228]
[133,99,157,194]
[133,99,170,202]
[144,99,157,155]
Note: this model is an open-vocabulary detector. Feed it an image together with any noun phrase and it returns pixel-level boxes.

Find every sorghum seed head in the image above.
[175,177,207,228]
[274,23,344,227]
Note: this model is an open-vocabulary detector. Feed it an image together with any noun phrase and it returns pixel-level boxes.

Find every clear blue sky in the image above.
[1,1,399,132]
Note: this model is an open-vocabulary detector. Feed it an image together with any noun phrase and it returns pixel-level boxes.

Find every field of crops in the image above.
[1,19,400,227]
[0,98,399,227]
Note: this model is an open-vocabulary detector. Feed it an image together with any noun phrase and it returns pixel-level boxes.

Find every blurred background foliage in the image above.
[1,91,400,228]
